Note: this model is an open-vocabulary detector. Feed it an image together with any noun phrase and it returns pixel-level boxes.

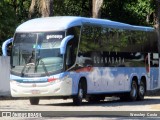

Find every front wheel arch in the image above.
[73,77,87,105]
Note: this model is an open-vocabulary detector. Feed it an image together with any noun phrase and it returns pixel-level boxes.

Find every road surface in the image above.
[0,96,160,119]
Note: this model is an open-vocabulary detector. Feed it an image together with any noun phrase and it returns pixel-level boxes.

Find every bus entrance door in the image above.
[149,53,159,90]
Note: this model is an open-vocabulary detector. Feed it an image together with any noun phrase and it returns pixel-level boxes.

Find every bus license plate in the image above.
[31,90,40,94]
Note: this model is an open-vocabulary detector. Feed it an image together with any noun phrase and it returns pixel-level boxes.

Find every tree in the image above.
[154,0,160,28]
[53,0,92,17]
[1,0,160,55]
[29,0,53,18]
[101,0,152,25]
[154,0,160,54]
[0,1,17,49]
[92,0,103,18]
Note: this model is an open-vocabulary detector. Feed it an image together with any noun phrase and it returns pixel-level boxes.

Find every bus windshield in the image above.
[11,31,65,77]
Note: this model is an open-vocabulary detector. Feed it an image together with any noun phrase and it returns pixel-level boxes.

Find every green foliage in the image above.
[124,0,154,25]
[0,0,16,54]
[102,0,154,26]
[16,0,31,22]
[54,0,92,17]
[0,0,31,39]
[0,0,31,55]
[0,0,157,55]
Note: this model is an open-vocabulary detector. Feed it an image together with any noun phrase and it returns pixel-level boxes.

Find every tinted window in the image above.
[80,25,158,53]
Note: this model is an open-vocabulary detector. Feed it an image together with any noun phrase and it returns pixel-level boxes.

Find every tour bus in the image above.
[2,16,160,105]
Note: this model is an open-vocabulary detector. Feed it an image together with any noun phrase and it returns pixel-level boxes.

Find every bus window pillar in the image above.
[146,53,152,89]
[145,53,150,76]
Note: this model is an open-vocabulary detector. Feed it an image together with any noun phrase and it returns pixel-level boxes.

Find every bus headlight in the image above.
[48,77,57,82]
[48,77,60,84]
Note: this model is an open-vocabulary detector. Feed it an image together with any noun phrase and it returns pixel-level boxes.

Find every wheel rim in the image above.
[139,85,144,95]
[79,88,83,99]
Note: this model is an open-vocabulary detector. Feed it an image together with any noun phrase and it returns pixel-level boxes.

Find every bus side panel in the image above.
[150,67,159,90]
[86,67,149,94]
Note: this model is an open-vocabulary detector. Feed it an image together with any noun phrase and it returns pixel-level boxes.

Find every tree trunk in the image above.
[154,0,160,53]
[154,0,160,28]
[92,0,103,18]
[29,0,53,18]
[28,0,36,18]
[40,0,54,17]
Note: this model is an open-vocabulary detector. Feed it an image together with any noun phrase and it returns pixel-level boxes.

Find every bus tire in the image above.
[29,98,39,105]
[128,80,138,101]
[137,81,145,100]
[73,82,85,106]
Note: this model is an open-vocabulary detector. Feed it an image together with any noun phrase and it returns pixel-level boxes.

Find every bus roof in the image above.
[16,16,154,32]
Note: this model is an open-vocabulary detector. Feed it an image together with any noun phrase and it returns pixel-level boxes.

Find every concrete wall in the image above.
[0,56,10,96]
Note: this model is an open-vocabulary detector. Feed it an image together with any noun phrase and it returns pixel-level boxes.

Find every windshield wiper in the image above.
[35,57,49,76]
[21,55,34,77]
[40,59,50,76]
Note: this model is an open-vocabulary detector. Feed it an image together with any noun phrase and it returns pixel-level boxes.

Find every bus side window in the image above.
[65,40,76,69]
[66,44,72,67]
[66,26,80,69]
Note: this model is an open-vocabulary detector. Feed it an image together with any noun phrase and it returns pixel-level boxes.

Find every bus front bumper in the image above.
[10,78,72,97]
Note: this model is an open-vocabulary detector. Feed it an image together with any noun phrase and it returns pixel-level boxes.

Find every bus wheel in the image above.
[29,98,39,105]
[73,82,85,106]
[137,81,145,100]
[129,80,138,101]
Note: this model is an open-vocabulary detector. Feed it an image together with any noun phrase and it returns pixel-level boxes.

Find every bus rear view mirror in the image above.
[2,38,13,56]
[60,35,74,54]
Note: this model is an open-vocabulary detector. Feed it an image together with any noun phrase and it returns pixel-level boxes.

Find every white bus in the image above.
[2,16,160,105]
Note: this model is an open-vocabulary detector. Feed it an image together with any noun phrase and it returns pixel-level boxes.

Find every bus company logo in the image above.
[2,112,12,117]
[46,35,63,39]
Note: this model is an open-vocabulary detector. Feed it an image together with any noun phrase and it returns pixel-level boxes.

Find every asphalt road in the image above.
[0,96,160,119]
